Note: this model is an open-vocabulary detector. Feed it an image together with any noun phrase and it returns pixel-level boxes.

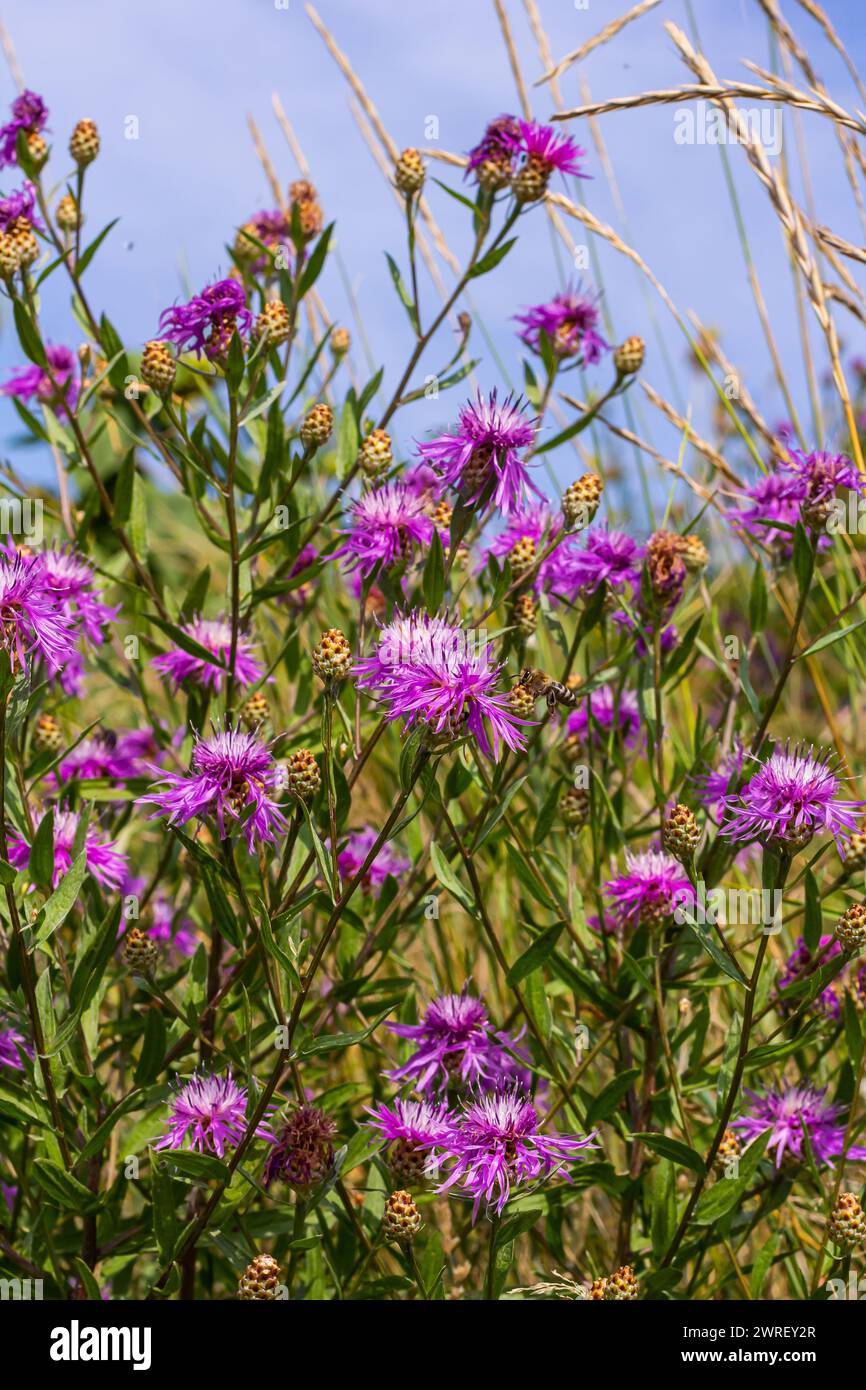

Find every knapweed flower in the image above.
[466,114,523,187]
[729,467,803,554]
[518,120,586,178]
[0,1021,30,1070]
[235,208,292,270]
[154,1071,274,1157]
[483,502,569,591]
[605,849,693,931]
[1,343,78,412]
[387,986,531,1094]
[355,610,528,759]
[515,287,607,363]
[366,1098,454,1183]
[8,808,128,891]
[610,607,679,660]
[693,742,746,817]
[0,181,41,231]
[783,447,865,529]
[263,1104,336,1190]
[417,390,539,515]
[139,725,288,852]
[565,685,641,751]
[57,729,157,785]
[0,90,48,169]
[552,526,643,597]
[148,892,197,958]
[158,278,252,362]
[718,744,863,855]
[433,1088,597,1221]
[152,616,262,693]
[0,553,74,675]
[333,483,434,572]
[334,825,410,893]
[732,1083,866,1169]
[777,935,845,1020]
[36,545,117,646]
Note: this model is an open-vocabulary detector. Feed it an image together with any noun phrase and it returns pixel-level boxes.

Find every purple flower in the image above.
[57,729,157,785]
[777,935,845,1020]
[611,607,678,660]
[239,209,292,271]
[36,546,117,646]
[149,893,198,959]
[366,1097,454,1182]
[565,685,641,751]
[0,180,41,231]
[334,825,409,893]
[515,287,607,363]
[718,744,863,855]
[8,808,128,891]
[0,553,75,675]
[158,278,252,362]
[154,1071,274,1157]
[783,447,864,525]
[518,122,586,179]
[732,1083,866,1169]
[333,483,434,572]
[466,114,523,179]
[263,1104,336,1190]
[387,985,532,1094]
[367,1097,453,1147]
[355,610,528,759]
[483,502,568,591]
[402,461,443,503]
[152,616,262,693]
[0,1021,30,1070]
[693,742,746,817]
[1,343,78,412]
[139,725,288,852]
[0,90,48,169]
[552,526,643,597]
[417,390,539,515]
[605,849,693,932]
[432,1087,597,1221]
[729,468,802,553]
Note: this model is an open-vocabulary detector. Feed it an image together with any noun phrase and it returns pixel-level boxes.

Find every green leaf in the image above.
[680,908,749,987]
[749,560,768,634]
[692,1175,746,1224]
[506,922,564,986]
[474,776,527,850]
[384,251,419,333]
[297,223,334,298]
[13,299,48,368]
[297,1009,391,1058]
[166,1150,230,1184]
[422,526,445,615]
[32,851,87,943]
[468,237,517,279]
[29,808,55,889]
[586,1068,640,1128]
[750,1231,778,1298]
[429,841,476,915]
[803,868,821,951]
[75,218,119,278]
[33,1162,101,1213]
[633,1132,705,1173]
[135,1009,167,1085]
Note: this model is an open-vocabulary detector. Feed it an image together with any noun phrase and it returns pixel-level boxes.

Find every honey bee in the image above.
[515,667,579,713]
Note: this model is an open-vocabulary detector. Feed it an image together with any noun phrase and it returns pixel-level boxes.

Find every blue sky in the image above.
[2,0,866,505]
